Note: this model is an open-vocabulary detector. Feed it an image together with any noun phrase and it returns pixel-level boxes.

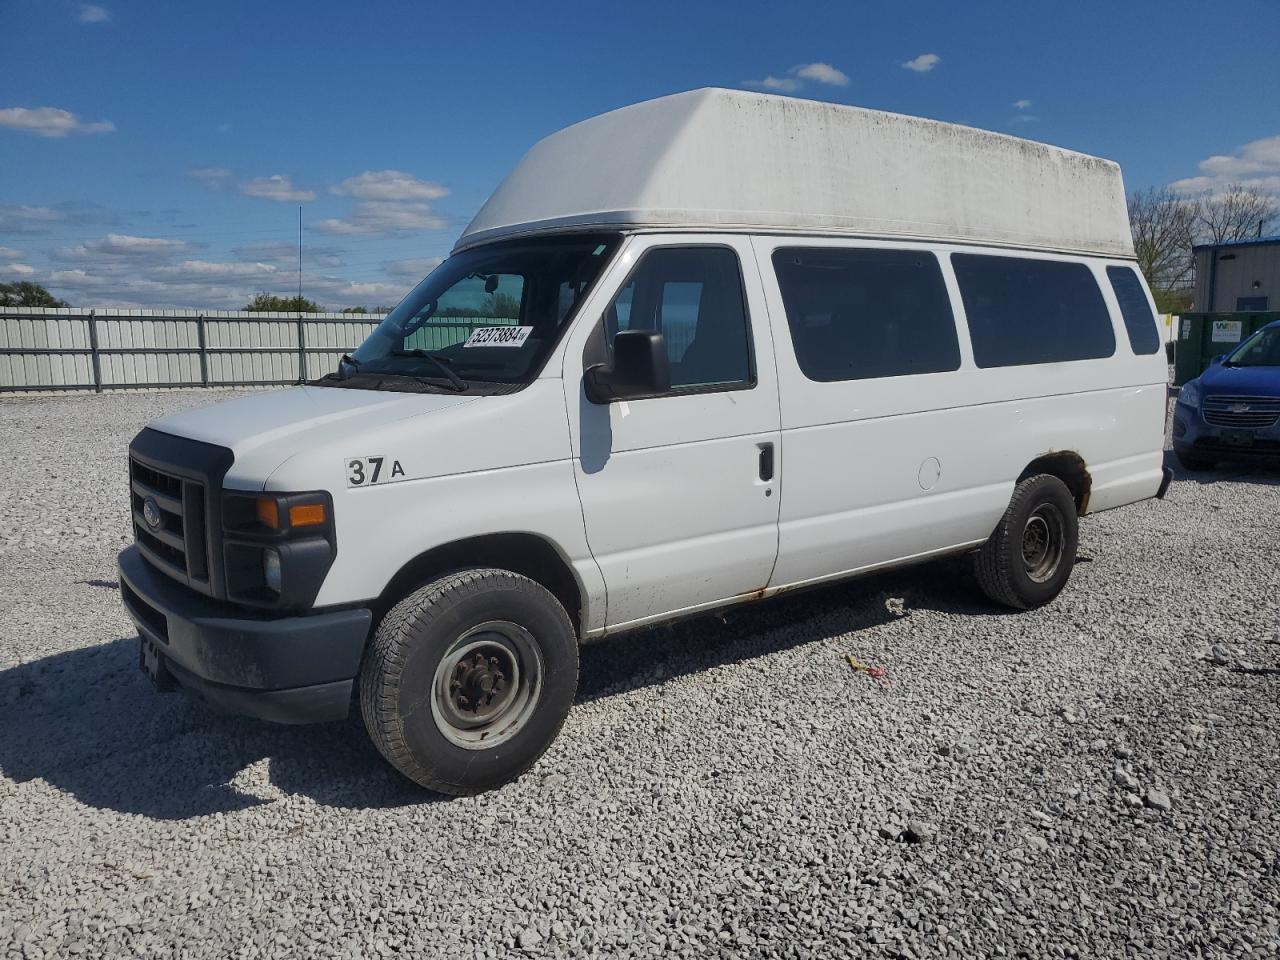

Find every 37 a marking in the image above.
[347,456,406,487]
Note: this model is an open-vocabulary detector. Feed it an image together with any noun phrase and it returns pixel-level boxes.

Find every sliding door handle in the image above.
[758,442,774,482]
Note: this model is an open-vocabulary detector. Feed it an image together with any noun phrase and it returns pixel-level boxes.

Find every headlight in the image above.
[222,490,335,609]
[1180,378,1201,409]
[263,548,282,593]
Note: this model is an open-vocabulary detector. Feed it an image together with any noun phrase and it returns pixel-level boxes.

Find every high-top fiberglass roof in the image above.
[456,88,1133,259]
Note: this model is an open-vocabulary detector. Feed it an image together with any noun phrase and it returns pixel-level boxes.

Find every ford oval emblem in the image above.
[142,496,163,530]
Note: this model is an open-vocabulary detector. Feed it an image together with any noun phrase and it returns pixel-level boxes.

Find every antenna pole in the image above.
[298,205,303,305]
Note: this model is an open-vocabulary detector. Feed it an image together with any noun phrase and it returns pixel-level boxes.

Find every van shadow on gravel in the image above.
[0,637,435,820]
[576,554,1003,704]
[1,557,996,820]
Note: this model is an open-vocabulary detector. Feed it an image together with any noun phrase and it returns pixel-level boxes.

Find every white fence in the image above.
[0,307,387,392]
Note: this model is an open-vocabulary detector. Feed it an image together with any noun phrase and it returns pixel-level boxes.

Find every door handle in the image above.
[758,442,774,482]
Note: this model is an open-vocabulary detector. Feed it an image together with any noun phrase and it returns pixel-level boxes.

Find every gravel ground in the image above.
[1,388,1278,959]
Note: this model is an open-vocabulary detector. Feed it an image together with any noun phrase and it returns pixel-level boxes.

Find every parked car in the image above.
[118,89,1171,794]
[1173,319,1280,470]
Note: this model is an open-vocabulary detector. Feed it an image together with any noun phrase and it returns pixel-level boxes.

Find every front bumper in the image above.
[1172,399,1280,460]
[118,545,371,723]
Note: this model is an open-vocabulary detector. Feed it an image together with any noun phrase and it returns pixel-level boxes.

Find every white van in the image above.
[119,89,1171,793]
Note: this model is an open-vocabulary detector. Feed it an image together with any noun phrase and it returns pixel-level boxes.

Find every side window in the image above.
[602,247,752,390]
[1106,266,1161,355]
[953,254,1116,368]
[771,247,960,382]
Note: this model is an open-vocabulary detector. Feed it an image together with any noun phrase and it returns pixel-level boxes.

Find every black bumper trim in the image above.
[119,545,371,723]
[164,658,355,724]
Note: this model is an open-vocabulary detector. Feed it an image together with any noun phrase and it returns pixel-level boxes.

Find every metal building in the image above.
[1192,235,1280,312]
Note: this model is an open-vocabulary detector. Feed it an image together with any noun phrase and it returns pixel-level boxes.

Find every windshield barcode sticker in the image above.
[463,325,532,348]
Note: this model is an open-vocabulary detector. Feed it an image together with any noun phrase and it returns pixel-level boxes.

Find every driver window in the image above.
[600,247,752,391]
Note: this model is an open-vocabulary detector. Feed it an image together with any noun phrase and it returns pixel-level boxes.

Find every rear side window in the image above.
[771,247,960,381]
[604,246,752,390]
[952,254,1115,368]
[1106,266,1161,355]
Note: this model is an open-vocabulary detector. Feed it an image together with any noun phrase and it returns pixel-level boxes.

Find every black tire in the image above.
[359,568,578,795]
[975,474,1079,610]
[1174,448,1215,472]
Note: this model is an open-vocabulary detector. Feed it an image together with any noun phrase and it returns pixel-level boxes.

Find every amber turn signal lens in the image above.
[255,498,280,529]
[288,503,327,527]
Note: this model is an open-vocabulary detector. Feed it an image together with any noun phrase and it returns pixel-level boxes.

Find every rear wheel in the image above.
[360,568,578,795]
[975,474,1078,610]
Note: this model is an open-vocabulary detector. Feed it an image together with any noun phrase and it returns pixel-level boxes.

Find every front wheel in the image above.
[360,568,578,795]
[975,474,1079,610]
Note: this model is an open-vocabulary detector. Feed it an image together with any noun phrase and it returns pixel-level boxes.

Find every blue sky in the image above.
[3,0,1278,309]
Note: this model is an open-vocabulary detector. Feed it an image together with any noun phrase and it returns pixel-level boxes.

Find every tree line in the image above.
[1128,184,1278,312]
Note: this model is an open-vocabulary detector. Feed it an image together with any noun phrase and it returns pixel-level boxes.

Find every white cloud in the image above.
[314,201,446,236]
[1171,135,1280,196]
[54,233,191,261]
[0,246,24,259]
[188,167,232,187]
[241,174,316,203]
[384,256,445,280]
[0,106,115,138]
[901,53,941,73]
[1014,99,1032,110]
[151,260,278,280]
[16,233,411,309]
[78,4,110,22]
[1010,114,1038,125]
[748,62,849,93]
[332,170,449,202]
[793,63,849,87]
[754,76,802,93]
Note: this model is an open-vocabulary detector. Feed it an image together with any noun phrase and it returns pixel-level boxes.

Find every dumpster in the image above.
[1172,311,1280,386]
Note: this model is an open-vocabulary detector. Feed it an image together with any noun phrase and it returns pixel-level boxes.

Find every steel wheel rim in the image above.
[430,621,543,750]
[1021,503,1066,583]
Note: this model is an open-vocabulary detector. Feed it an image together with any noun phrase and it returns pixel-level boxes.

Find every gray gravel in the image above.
[1,388,1278,958]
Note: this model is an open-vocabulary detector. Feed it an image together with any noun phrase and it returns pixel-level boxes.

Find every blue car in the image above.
[1173,318,1280,470]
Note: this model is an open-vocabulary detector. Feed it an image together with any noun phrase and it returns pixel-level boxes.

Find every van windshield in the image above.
[317,234,619,393]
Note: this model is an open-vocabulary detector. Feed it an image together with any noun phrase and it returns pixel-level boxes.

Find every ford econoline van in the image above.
[119,89,1171,793]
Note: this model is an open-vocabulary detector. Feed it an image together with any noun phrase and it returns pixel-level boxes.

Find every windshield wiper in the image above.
[390,349,469,391]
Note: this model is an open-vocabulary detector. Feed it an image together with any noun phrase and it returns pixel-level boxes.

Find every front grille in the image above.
[1203,395,1280,429]
[130,455,208,581]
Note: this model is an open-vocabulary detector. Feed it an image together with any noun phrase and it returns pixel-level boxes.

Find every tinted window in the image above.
[771,248,960,381]
[953,254,1115,368]
[1106,266,1161,355]
[604,247,751,389]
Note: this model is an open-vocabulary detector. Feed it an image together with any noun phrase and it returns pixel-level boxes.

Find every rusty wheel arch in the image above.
[1019,452,1092,516]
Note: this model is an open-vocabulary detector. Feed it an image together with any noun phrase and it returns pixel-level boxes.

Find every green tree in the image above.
[0,281,69,307]
[243,292,322,313]
[340,306,395,315]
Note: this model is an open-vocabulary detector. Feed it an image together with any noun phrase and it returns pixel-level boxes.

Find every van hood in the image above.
[1199,362,1280,397]
[151,386,477,480]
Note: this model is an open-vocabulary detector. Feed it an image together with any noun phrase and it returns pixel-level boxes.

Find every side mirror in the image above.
[584,330,671,403]
[1210,353,1224,365]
